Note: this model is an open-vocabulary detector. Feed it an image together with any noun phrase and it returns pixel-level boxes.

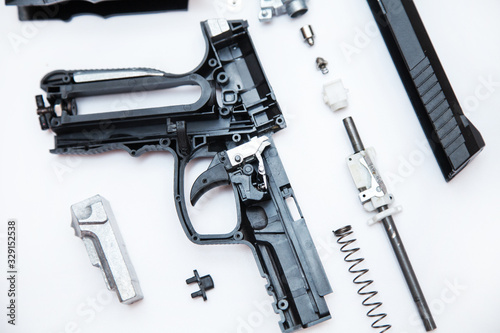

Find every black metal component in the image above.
[334,226,391,333]
[377,209,435,331]
[186,270,214,301]
[343,118,436,332]
[343,117,364,154]
[35,20,331,332]
[5,0,188,21]
[366,0,485,181]
[191,158,230,205]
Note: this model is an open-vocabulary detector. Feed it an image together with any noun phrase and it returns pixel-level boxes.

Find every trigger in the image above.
[190,162,229,206]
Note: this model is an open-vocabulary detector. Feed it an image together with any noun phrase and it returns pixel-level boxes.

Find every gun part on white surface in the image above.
[259,0,308,21]
[71,195,143,305]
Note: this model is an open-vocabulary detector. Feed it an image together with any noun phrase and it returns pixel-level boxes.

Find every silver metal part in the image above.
[205,18,230,37]
[301,25,315,46]
[226,136,271,189]
[73,69,164,83]
[316,57,329,74]
[343,117,364,153]
[259,0,308,22]
[71,195,143,305]
[347,150,394,212]
[343,117,436,330]
[54,102,63,117]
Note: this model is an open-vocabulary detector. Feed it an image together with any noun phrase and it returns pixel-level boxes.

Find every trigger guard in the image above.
[175,147,245,244]
[190,161,230,205]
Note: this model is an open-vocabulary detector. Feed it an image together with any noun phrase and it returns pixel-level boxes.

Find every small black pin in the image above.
[186,270,214,301]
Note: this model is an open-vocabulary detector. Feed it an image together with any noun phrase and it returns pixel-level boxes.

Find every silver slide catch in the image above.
[226,136,271,190]
[71,195,143,305]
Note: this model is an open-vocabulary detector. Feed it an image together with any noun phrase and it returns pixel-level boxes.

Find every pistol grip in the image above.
[178,139,332,331]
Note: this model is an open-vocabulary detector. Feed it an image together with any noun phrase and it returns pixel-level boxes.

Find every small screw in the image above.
[243,165,254,175]
[316,57,329,74]
[235,155,242,162]
[300,25,315,46]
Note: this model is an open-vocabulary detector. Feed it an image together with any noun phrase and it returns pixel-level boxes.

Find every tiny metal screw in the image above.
[243,165,254,175]
[300,25,315,46]
[316,57,329,74]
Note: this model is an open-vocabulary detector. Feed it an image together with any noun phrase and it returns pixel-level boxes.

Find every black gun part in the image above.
[6,0,188,21]
[366,0,485,181]
[35,19,332,332]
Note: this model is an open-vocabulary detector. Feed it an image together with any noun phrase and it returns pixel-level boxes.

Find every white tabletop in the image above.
[0,1,498,332]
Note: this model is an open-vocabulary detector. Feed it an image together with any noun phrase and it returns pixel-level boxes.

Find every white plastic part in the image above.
[367,206,403,226]
[323,79,348,111]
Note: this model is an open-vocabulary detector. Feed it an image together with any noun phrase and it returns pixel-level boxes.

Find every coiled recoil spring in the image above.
[334,225,391,333]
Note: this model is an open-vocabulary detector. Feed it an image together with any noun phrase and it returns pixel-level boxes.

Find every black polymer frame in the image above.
[366,0,485,181]
[35,20,332,332]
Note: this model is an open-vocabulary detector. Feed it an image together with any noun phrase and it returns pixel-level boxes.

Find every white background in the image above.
[0,0,499,332]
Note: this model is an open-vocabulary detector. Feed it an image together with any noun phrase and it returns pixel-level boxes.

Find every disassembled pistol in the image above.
[21,0,486,328]
[38,20,332,332]
[71,195,143,305]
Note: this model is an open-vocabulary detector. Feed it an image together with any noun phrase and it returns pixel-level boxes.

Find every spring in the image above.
[334,225,392,333]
